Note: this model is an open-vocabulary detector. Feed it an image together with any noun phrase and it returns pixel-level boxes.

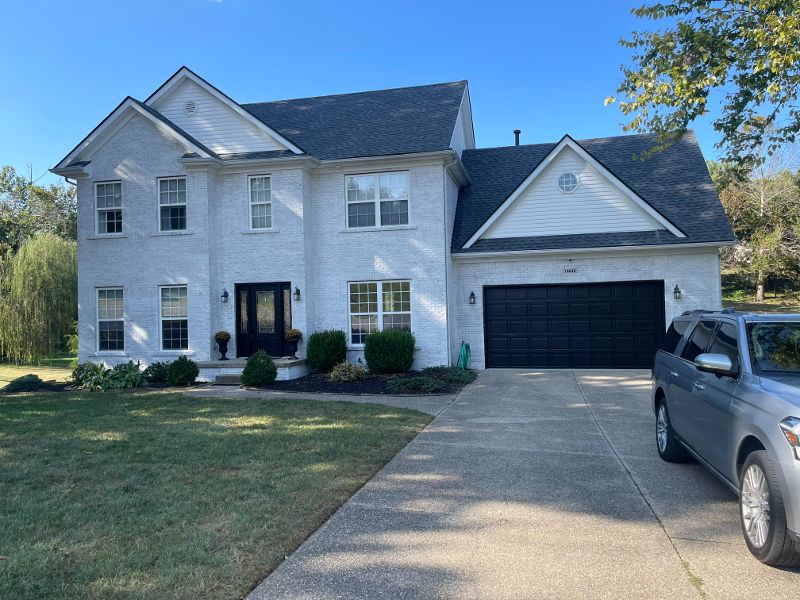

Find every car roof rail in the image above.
[681,309,712,316]
[721,307,738,314]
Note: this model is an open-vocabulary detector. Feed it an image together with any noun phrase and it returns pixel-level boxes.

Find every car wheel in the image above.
[655,400,689,462]
[739,450,800,567]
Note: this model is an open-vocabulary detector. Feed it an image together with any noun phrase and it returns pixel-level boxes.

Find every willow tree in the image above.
[0,234,77,363]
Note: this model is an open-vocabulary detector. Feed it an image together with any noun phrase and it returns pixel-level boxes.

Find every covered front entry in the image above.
[483,281,665,368]
[235,282,292,358]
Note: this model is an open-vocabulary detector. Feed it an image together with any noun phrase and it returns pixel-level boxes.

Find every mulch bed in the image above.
[245,372,463,395]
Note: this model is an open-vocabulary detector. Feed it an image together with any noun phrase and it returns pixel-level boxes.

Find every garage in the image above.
[483,281,665,368]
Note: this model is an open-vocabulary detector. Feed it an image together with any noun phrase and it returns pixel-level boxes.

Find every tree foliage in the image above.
[608,1,800,166]
[0,234,77,363]
[0,166,76,260]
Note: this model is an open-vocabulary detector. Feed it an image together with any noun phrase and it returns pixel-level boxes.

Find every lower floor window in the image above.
[349,280,411,345]
[97,288,124,351]
[160,286,188,350]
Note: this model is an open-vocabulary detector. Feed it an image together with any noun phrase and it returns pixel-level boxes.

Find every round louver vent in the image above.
[184,101,197,116]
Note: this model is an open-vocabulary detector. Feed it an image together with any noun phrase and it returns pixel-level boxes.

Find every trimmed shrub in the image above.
[306,330,347,373]
[329,361,368,383]
[364,330,415,374]
[386,376,446,394]
[166,356,199,386]
[143,361,170,384]
[240,351,277,387]
[422,366,477,385]
[3,374,46,393]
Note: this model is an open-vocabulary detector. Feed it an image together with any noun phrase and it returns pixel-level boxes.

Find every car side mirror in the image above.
[694,353,735,376]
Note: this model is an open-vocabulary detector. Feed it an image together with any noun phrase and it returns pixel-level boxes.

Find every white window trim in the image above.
[97,287,124,353]
[159,285,189,352]
[344,171,410,230]
[247,174,273,230]
[157,176,187,232]
[347,280,412,347]
[94,181,123,236]
[558,172,579,193]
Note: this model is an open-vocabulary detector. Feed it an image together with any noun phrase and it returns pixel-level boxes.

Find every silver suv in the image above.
[652,310,800,566]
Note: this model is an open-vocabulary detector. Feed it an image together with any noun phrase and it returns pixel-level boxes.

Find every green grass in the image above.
[0,354,75,386]
[0,391,431,599]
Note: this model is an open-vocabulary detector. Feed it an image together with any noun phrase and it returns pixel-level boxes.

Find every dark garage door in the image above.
[484,281,665,368]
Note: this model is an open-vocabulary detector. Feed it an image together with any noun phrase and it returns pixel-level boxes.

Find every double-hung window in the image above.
[160,286,188,350]
[349,280,411,345]
[249,175,272,229]
[158,177,187,231]
[96,182,122,234]
[97,288,124,351]
[346,171,408,228]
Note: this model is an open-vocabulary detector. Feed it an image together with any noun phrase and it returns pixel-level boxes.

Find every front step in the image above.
[196,357,310,383]
[215,374,241,385]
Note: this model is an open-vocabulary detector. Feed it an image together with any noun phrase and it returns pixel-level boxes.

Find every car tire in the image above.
[739,450,800,567]
[655,400,689,462]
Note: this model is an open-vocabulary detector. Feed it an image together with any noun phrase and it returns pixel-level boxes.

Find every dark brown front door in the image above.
[235,283,291,358]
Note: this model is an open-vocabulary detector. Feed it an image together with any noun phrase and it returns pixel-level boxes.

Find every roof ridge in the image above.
[242,80,467,107]
[464,130,698,153]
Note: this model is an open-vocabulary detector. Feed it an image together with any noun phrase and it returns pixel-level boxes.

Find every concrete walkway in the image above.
[248,370,799,599]
[185,385,456,416]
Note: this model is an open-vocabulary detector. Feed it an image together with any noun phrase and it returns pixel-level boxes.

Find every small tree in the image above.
[0,234,77,362]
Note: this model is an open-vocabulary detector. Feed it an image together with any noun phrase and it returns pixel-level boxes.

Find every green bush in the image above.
[71,360,145,390]
[143,361,170,384]
[364,330,415,374]
[329,361,368,383]
[306,330,347,373]
[386,376,446,394]
[3,374,46,393]
[240,351,277,387]
[422,366,477,385]
[166,356,199,386]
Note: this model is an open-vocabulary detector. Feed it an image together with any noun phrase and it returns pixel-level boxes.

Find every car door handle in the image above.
[669,371,679,378]
[692,382,705,391]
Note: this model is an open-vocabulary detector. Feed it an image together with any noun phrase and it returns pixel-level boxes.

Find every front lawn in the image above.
[0,354,75,386]
[0,392,431,599]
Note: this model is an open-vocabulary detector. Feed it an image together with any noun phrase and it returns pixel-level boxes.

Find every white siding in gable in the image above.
[450,104,466,156]
[153,79,286,155]
[449,92,475,156]
[482,146,664,239]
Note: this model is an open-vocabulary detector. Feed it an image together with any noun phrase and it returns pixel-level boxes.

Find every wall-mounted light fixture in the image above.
[293,286,302,302]
[673,284,682,300]
[469,291,476,305]
[221,288,229,303]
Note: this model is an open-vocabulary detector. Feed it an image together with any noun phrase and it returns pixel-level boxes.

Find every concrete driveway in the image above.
[249,370,799,599]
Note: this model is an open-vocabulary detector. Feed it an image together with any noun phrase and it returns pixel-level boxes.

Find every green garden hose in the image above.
[457,341,471,370]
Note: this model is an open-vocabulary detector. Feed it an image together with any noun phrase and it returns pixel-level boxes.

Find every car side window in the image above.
[707,322,740,373]
[681,320,717,362]
[660,320,690,355]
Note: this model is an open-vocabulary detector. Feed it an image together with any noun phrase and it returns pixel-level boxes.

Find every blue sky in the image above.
[0,0,722,186]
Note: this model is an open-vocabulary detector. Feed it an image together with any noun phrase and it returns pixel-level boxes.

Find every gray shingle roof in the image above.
[452,131,735,253]
[241,81,467,160]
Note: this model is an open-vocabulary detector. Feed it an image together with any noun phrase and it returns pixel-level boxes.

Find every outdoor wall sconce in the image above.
[673,284,682,300]
[221,288,229,303]
[469,291,476,305]
[294,286,302,302]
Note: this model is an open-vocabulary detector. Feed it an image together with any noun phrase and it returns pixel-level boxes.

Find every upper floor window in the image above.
[346,171,409,229]
[97,288,124,351]
[558,172,579,193]
[159,177,186,231]
[249,175,272,229]
[96,182,122,234]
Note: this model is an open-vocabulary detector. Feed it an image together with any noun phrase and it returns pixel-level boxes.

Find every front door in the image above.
[235,283,291,358]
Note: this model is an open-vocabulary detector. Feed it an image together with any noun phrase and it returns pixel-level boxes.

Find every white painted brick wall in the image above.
[452,248,722,369]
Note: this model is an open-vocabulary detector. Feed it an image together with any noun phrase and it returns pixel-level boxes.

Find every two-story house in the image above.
[52,67,734,378]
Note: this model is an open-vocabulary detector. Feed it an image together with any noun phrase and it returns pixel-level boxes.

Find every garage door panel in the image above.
[484,281,665,368]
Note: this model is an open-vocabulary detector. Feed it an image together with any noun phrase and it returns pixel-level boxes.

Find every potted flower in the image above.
[214,330,231,360]
[285,328,302,358]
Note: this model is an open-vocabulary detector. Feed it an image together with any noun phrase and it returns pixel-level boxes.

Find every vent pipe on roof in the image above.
[514,129,521,146]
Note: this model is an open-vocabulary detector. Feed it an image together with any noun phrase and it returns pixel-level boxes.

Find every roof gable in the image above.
[53,97,215,171]
[145,67,303,154]
[242,81,467,160]
[453,132,735,254]
[481,145,666,240]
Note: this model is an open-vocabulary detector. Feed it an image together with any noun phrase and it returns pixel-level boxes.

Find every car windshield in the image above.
[747,322,800,373]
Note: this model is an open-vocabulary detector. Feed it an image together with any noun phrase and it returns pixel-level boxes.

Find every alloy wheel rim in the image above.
[741,464,771,548]
[656,405,668,452]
